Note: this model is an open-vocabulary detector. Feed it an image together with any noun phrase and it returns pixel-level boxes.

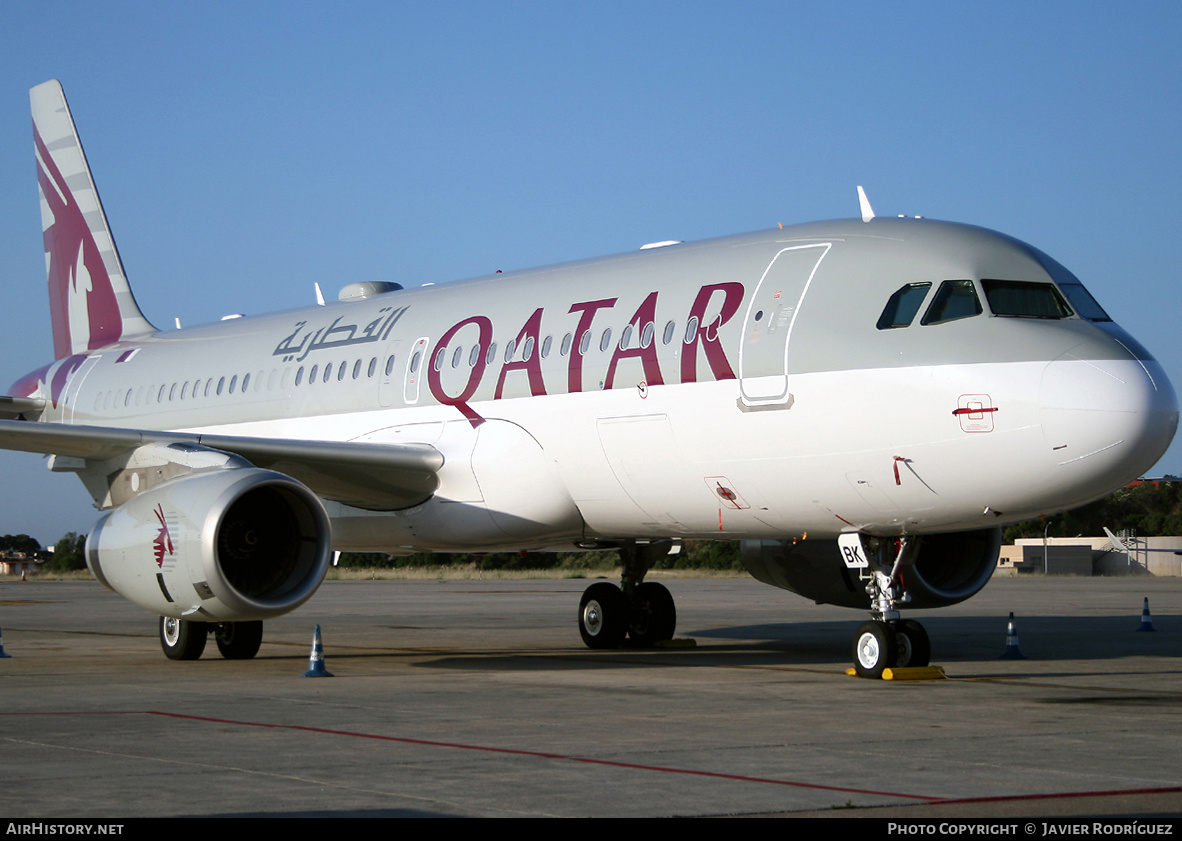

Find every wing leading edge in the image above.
[0,418,442,511]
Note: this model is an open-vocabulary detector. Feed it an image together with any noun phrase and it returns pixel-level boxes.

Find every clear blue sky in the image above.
[2,1,1180,546]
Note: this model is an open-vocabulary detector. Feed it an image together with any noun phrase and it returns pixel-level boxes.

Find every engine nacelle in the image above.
[86,468,331,621]
[740,527,1002,609]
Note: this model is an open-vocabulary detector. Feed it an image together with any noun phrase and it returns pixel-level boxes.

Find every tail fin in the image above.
[31,80,155,360]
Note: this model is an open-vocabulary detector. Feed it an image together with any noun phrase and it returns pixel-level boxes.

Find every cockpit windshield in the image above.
[981,280,1073,319]
[1024,243,1112,322]
[921,280,982,325]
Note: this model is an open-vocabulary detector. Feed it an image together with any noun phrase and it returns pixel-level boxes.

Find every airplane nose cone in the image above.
[1041,348,1178,501]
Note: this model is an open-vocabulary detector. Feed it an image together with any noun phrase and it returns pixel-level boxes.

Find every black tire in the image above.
[215,621,264,660]
[579,583,628,649]
[893,619,930,668]
[160,616,207,661]
[628,581,676,645]
[852,620,897,678]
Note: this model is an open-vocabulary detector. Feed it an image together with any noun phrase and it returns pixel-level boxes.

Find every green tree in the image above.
[0,534,41,556]
[1004,480,1182,541]
[48,532,87,572]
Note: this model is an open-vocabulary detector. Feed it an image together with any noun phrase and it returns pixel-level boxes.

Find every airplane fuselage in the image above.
[15,218,1176,554]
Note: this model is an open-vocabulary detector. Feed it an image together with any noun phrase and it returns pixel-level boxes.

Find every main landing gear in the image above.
[159,617,264,661]
[839,533,931,678]
[578,540,677,649]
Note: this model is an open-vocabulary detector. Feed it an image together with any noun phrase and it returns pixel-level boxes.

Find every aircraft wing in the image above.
[0,418,443,510]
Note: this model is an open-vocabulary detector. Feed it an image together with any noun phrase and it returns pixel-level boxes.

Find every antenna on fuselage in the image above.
[857,185,875,223]
[314,283,326,306]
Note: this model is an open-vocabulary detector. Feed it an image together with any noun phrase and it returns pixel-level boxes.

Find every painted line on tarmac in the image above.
[146,710,940,802]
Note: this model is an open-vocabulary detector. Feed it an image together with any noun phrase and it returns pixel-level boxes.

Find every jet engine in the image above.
[740,527,1002,609]
[86,468,331,621]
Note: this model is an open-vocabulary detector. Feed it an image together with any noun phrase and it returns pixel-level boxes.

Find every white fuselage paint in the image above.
[27,220,1178,555]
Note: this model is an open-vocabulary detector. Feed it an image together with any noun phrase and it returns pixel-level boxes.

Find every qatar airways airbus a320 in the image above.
[2,81,1175,677]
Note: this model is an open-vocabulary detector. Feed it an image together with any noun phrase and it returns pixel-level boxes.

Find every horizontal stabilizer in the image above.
[0,396,46,420]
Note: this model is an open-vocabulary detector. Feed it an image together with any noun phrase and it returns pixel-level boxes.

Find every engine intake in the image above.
[87,468,331,621]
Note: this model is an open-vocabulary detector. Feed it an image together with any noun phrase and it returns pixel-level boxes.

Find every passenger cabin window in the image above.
[876,282,931,330]
[921,280,982,326]
[982,280,1073,319]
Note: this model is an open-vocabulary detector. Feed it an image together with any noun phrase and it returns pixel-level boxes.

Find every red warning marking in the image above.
[955,394,997,433]
[893,456,908,486]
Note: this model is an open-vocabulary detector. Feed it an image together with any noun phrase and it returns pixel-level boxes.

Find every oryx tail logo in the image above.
[152,504,175,567]
[34,125,124,360]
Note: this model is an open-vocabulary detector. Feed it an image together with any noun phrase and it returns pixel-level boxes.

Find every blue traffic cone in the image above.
[999,612,1027,659]
[302,624,334,677]
[0,625,10,658]
[1136,597,1156,632]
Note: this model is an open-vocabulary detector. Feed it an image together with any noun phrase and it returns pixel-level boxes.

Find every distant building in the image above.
[0,552,38,576]
[998,535,1182,576]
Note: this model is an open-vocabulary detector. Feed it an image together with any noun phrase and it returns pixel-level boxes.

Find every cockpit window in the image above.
[921,280,982,325]
[982,279,1073,319]
[1023,243,1112,322]
[1055,280,1111,321]
[876,282,931,330]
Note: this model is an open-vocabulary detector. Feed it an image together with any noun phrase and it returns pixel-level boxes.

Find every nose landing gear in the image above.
[840,533,930,678]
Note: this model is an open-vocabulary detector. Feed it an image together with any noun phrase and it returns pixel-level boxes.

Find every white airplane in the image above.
[2,80,1177,676]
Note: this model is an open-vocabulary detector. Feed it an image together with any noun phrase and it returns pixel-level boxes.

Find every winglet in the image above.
[31,80,156,360]
[857,186,875,223]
